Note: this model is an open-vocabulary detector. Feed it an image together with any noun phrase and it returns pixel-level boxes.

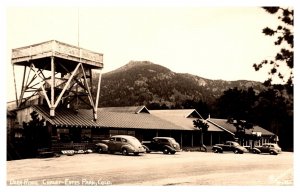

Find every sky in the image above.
[4,3,293,102]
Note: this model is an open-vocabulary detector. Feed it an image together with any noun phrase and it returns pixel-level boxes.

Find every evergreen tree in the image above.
[23,111,48,157]
[193,119,209,151]
[253,7,293,89]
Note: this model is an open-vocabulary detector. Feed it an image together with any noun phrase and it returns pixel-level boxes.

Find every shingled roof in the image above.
[208,118,275,136]
[98,106,150,114]
[32,105,193,131]
[150,109,223,132]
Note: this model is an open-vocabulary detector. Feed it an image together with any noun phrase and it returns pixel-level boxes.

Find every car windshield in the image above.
[270,144,278,148]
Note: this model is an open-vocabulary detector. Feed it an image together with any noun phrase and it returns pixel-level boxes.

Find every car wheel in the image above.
[98,147,103,153]
[213,148,219,153]
[234,149,239,154]
[163,148,169,154]
[170,151,176,155]
[133,152,139,156]
[122,148,128,156]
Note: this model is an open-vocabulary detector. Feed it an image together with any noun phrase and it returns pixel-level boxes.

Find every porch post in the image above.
[210,132,213,146]
[180,132,183,148]
[191,133,194,147]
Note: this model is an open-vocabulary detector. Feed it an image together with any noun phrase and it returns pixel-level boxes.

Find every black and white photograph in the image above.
[2,0,297,191]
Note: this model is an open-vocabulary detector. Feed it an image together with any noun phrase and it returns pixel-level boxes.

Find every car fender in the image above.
[212,145,223,151]
[251,148,261,154]
[121,144,135,152]
[233,148,243,154]
[95,143,108,152]
[142,145,150,152]
[269,149,278,155]
[163,145,175,152]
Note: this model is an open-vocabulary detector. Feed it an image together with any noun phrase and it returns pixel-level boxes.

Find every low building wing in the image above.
[208,118,275,137]
[150,109,224,132]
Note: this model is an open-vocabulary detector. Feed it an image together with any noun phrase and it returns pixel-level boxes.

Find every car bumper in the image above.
[132,148,146,153]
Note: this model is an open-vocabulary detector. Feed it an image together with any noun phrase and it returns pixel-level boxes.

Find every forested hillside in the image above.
[96,61,264,108]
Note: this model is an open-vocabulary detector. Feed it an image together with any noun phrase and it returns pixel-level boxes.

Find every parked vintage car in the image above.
[142,137,181,154]
[95,135,146,156]
[251,143,282,155]
[212,141,248,154]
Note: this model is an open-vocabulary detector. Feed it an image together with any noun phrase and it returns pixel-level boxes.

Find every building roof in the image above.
[206,121,228,132]
[150,109,202,118]
[252,126,275,136]
[208,118,275,136]
[32,105,194,131]
[98,106,150,114]
[150,109,223,132]
[207,119,235,135]
[18,105,274,136]
[7,110,16,117]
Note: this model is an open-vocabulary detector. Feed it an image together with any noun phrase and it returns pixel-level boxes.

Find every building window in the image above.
[118,130,127,135]
[128,131,135,136]
[81,129,91,142]
[109,129,135,137]
[57,128,70,143]
[109,130,118,136]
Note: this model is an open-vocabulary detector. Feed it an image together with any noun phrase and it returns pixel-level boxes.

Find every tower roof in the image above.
[12,40,103,72]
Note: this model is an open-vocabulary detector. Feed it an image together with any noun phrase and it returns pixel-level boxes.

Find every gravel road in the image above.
[7,151,293,186]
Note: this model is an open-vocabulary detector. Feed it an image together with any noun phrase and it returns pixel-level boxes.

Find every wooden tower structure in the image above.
[11,40,103,120]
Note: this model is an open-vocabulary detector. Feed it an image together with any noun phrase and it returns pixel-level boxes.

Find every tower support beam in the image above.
[11,40,103,119]
[50,56,55,117]
[94,69,102,121]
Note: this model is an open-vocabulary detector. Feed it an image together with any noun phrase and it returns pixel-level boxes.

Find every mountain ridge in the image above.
[97,61,265,108]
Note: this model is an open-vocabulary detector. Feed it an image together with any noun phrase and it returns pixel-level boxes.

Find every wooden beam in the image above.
[31,63,51,107]
[23,65,32,96]
[50,56,55,116]
[18,66,27,107]
[89,68,93,95]
[54,63,81,108]
[94,69,102,120]
[80,63,95,108]
[12,64,19,107]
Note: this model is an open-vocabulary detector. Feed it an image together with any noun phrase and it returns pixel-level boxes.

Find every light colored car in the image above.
[252,143,282,155]
[95,135,146,156]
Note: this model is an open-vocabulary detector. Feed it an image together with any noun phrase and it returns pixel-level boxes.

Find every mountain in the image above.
[96,61,265,108]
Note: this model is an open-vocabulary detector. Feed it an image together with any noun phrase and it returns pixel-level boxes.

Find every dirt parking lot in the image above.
[7,151,293,186]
